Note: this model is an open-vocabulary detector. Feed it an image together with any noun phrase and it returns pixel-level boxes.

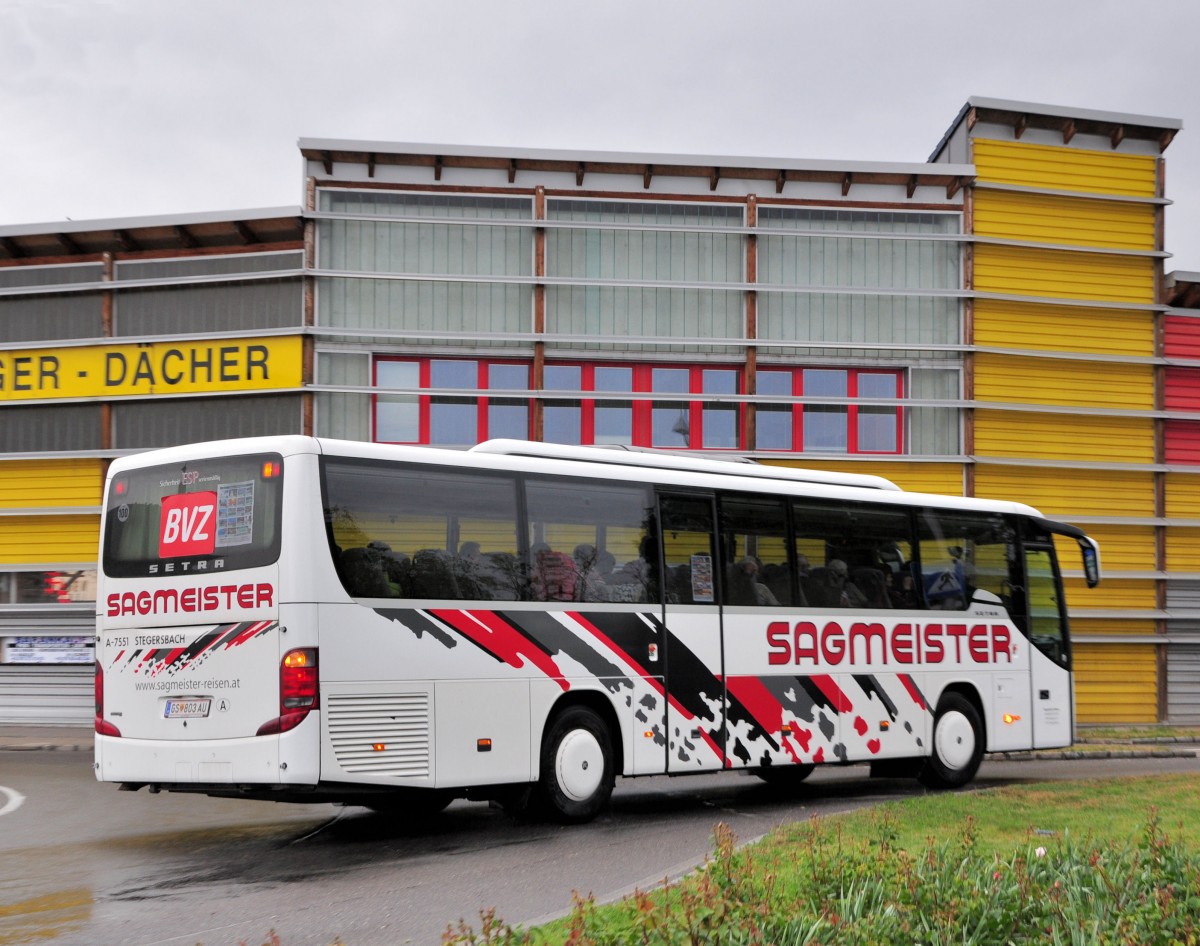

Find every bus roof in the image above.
[106,435,1053,523]
[470,439,903,491]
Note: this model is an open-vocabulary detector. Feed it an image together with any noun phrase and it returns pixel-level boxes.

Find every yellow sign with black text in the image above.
[0,336,303,401]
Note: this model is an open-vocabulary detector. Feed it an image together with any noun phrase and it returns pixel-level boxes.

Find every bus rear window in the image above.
[103,453,284,578]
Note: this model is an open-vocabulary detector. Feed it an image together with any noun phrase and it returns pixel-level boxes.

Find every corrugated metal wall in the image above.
[969,134,1162,724]
[0,258,307,724]
[112,394,303,448]
[975,299,1153,356]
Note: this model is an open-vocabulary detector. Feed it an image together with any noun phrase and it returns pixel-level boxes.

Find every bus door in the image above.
[1023,544,1073,748]
[658,494,726,773]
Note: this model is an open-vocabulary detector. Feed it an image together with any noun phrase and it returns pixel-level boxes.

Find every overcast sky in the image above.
[3,0,1200,268]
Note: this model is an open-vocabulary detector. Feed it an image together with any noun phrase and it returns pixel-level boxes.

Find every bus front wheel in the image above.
[919,693,984,789]
[533,705,615,824]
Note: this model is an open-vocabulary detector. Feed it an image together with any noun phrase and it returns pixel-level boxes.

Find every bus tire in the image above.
[533,705,615,824]
[919,693,984,789]
[754,763,815,787]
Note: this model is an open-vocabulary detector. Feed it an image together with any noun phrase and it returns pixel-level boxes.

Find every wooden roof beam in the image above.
[946,176,963,199]
[114,229,139,252]
[0,236,21,259]
[434,155,443,181]
[1111,125,1126,149]
[1014,114,1028,139]
[320,150,333,175]
[55,232,83,255]
[644,165,654,189]
[508,159,517,184]
[709,167,721,191]
[1160,128,1177,151]
[841,172,852,196]
[233,221,257,245]
[173,225,198,249]
[776,169,786,194]
[576,162,585,186]
[906,175,918,199]
[367,152,376,178]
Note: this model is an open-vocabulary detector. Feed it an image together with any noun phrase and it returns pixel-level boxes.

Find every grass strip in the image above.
[444,774,1200,945]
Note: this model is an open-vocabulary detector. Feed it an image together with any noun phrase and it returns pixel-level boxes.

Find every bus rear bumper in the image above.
[95,727,319,787]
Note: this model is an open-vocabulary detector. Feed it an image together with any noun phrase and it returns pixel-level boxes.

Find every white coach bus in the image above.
[95,436,1100,823]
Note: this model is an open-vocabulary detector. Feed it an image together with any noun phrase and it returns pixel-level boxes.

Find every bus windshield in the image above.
[102,452,284,578]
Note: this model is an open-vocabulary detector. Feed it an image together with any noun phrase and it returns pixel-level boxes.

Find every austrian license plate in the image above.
[164,698,211,719]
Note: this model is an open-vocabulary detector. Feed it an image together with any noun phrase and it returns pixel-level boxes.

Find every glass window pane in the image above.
[721,497,790,606]
[544,402,582,444]
[916,510,1015,612]
[488,401,528,440]
[375,360,419,442]
[858,408,897,452]
[804,369,847,452]
[594,366,633,446]
[430,400,476,445]
[488,364,528,391]
[526,478,656,603]
[323,458,521,601]
[652,368,691,448]
[545,365,582,391]
[431,360,477,388]
[792,500,915,610]
[702,369,739,449]
[857,373,899,452]
[756,370,793,451]
[757,408,792,450]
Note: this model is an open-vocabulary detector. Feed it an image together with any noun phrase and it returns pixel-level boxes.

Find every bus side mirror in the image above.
[1079,540,1100,588]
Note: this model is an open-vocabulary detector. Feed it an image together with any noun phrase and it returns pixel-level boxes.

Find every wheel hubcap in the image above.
[935,710,975,770]
[555,729,604,801]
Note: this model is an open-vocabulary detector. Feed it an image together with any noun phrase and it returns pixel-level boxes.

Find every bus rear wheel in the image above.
[532,705,615,824]
[919,693,984,789]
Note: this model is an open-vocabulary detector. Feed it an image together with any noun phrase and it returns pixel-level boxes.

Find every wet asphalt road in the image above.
[2,751,1199,946]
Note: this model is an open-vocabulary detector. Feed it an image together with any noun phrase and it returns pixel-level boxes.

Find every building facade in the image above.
[0,97,1191,725]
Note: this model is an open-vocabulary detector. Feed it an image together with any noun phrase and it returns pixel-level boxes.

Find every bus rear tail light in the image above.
[256,648,318,736]
[95,663,122,737]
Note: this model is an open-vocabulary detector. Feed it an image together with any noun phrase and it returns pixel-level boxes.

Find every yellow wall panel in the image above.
[0,459,104,509]
[976,467,1154,518]
[974,300,1153,357]
[974,244,1156,304]
[1166,528,1200,570]
[1165,474,1200,519]
[1073,642,1158,724]
[0,515,100,564]
[1058,526,1155,572]
[1071,619,1156,637]
[974,354,1153,410]
[972,139,1159,198]
[974,190,1156,250]
[975,412,1154,464]
[1064,578,1156,610]
[763,460,965,496]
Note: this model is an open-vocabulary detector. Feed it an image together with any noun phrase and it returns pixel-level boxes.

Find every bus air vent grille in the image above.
[327,693,431,777]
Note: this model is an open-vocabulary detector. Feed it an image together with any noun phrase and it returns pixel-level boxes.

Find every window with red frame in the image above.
[757,367,903,453]
[374,359,531,445]
[374,358,902,453]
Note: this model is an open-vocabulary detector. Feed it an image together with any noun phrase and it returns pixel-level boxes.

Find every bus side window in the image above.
[719,495,790,607]
[916,510,1016,612]
[525,477,657,604]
